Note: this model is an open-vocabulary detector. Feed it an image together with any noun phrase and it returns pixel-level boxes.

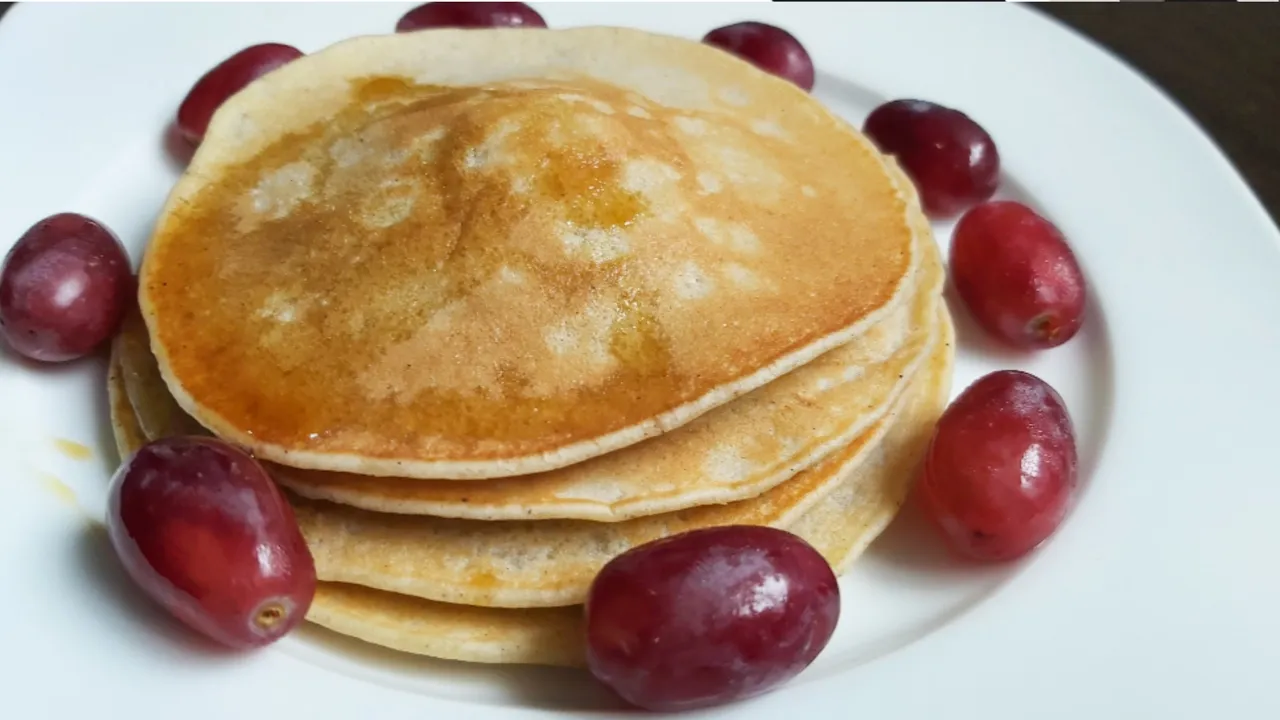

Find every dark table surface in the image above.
[1,3,1276,224]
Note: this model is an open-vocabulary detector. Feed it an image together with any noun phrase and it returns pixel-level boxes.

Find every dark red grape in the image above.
[585,526,839,712]
[918,370,1078,562]
[176,44,304,146]
[396,2,547,32]
[702,22,815,92]
[951,201,1086,350]
[106,437,315,649]
[863,99,1000,217]
[0,213,133,362]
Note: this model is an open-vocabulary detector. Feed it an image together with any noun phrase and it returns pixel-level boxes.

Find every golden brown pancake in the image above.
[140,27,919,479]
[115,313,940,608]
[114,299,943,610]
[116,221,940,521]
[108,307,953,665]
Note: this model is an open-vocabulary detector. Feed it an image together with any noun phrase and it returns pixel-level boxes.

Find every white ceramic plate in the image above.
[3,2,1279,718]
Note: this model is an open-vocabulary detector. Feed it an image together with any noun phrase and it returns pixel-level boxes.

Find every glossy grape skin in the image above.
[863,99,1000,217]
[106,437,315,649]
[951,201,1087,350]
[585,526,839,712]
[918,371,1078,562]
[396,2,547,32]
[0,213,133,362]
[176,44,304,146]
[702,22,815,92]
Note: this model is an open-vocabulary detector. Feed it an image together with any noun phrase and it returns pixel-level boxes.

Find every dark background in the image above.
[0,2,1275,222]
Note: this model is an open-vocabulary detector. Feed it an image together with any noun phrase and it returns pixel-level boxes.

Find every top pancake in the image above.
[140,27,917,479]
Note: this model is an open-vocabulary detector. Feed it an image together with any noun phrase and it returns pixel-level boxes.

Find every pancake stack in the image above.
[108,27,953,667]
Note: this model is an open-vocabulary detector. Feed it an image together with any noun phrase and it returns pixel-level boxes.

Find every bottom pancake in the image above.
[107,306,953,666]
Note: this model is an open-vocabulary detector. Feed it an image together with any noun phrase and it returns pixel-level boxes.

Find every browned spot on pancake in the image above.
[535,147,645,230]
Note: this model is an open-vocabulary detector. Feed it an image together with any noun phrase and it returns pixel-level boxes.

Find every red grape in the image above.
[0,213,133,362]
[176,43,304,146]
[107,437,315,649]
[863,99,1000,217]
[396,2,547,32]
[585,526,839,712]
[918,370,1078,562]
[702,22,815,92]
[951,201,1086,350]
